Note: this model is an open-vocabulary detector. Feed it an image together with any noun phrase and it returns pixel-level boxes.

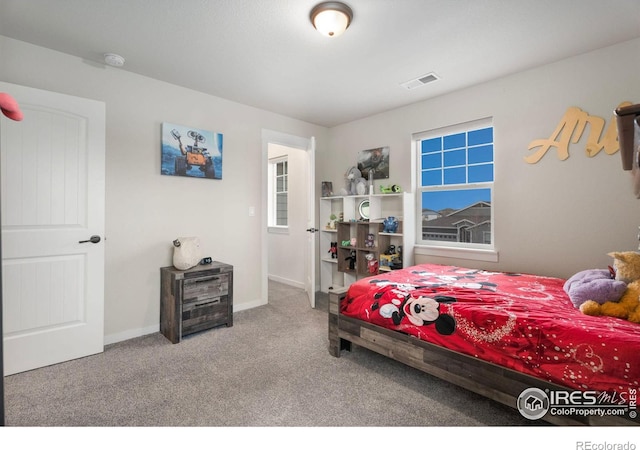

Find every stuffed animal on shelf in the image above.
[579,251,640,323]
[365,253,378,274]
[365,233,375,248]
[339,166,367,196]
[328,242,337,259]
[345,250,357,270]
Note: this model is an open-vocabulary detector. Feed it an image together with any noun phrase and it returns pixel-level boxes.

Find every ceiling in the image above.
[1,0,639,127]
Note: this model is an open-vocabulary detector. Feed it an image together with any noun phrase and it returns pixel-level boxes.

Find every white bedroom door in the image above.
[0,81,106,375]
[305,137,316,308]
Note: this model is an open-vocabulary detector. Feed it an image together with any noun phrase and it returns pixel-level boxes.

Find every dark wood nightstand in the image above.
[160,262,233,343]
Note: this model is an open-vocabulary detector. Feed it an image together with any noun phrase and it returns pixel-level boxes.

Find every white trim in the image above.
[268,226,289,234]
[415,244,499,262]
[268,274,305,290]
[104,298,266,345]
[268,156,289,227]
[104,324,159,345]
[261,129,314,310]
[412,116,493,141]
[413,118,495,251]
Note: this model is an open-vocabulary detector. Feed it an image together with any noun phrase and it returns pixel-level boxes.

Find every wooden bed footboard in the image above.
[328,290,639,427]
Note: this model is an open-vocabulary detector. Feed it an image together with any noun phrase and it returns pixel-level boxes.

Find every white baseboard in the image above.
[103,298,267,346]
[104,324,159,346]
[234,297,267,312]
[268,274,305,289]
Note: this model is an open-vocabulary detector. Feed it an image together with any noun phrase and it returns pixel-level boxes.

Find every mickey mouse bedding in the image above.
[340,264,640,394]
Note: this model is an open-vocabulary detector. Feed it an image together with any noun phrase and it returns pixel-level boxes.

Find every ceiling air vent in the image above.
[400,72,439,90]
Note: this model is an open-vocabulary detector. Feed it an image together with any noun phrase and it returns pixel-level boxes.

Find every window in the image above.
[268,157,288,227]
[415,119,494,252]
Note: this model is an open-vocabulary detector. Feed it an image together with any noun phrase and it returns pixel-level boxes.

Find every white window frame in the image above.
[268,156,288,229]
[413,118,498,262]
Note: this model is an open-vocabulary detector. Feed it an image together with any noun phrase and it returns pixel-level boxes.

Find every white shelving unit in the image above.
[319,192,414,293]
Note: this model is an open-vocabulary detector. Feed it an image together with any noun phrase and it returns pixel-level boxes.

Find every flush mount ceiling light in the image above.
[104,53,125,67]
[310,2,353,37]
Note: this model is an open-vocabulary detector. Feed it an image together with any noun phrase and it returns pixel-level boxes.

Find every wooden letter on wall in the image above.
[525,102,631,164]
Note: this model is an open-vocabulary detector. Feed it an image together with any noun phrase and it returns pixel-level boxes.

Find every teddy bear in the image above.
[579,251,640,323]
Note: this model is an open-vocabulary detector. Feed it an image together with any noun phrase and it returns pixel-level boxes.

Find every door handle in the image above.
[79,235,101,244]
[306,228,319,233]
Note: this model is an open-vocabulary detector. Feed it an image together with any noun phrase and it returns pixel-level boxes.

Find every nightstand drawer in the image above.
[182,296,229,334]
[182,273,229,303]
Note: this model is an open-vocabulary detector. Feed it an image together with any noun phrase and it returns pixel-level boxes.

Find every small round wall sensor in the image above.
[104,53,125,67]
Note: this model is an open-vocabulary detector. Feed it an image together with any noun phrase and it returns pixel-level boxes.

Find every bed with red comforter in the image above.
[328,263,640,425]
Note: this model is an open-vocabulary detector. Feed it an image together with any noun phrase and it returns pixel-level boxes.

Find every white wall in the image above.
[0,36,327,343]
[267,143,308,288]
[3,34,640,344]
[322,38,640,279]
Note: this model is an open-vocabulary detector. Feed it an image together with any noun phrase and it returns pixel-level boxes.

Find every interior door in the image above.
[0,81,105,375]
[305,137,316,308]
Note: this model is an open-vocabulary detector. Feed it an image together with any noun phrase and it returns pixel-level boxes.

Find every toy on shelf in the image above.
[382,216,399,233]
[328,242,337,259]
[365,233,375,248]
[365,253,379,274]
[380,184,402,194]
[380,245,402,271]
[327,213,337,230]
[345,250,357,270]
[340,166,367,196]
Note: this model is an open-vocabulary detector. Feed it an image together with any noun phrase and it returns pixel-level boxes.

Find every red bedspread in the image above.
[340,264,640,394]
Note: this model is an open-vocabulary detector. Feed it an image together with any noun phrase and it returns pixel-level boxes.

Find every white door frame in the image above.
[261,130,315,306]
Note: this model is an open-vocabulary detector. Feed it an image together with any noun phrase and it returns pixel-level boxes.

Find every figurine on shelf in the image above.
[365,253,379,274]
[328,242,337,259]
[390,253,403,270]
[380,184,402,194]
[382,216,399,233]
[345,250,357,270]
[327,213,337,230]
[365,233,375,248]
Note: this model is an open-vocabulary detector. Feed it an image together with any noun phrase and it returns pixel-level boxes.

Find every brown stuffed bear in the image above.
[580,251,640,323]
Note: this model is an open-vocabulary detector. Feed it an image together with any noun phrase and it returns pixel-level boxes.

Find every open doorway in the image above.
[261,130,316,308]
[266,143,308,287]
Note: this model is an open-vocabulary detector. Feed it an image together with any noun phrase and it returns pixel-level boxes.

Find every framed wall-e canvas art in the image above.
[161,122,223,179]
[357,146,389,180]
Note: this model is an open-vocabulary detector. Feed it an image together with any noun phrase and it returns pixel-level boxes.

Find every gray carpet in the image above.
[3,281,536,427]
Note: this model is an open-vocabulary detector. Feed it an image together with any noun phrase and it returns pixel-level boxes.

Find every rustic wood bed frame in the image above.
[327,290,639,426]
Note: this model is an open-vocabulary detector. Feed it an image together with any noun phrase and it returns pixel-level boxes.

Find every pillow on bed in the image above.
[563,268,627,308]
